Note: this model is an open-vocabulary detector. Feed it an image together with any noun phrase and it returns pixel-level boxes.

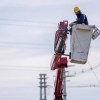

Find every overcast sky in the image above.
[0,0,100,100]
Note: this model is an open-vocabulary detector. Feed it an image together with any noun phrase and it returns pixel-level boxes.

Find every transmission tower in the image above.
[39,74,48,100]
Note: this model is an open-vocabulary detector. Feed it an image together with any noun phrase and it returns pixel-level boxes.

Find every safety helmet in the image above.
[74,6,80,13]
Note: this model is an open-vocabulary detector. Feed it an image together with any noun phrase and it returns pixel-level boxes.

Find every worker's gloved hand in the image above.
[69,22,76,27]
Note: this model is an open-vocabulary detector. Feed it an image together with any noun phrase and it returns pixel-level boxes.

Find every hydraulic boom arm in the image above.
[51,21,68,100]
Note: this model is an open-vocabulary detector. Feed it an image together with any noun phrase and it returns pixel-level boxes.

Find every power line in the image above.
[67,85,100,88]
[87,62,100,85]
[72,63,100,76]
[0,18,57,25]
[0,19,57,27]
[0,68,50,71]
[0,41,53,47]
[0,41,52,45]
[48,84,100,88]
[0,45,52,49]
[67,63,100,87]
[0,41,53,49]
[0,65,50,68]
[0,23,56,28]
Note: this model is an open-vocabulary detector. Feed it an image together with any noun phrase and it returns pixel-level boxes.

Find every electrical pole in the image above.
[39,74,47,100]
[63,70,75,100]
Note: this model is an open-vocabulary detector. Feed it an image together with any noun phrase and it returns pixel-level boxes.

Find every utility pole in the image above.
[63,70,75,100]
[39,74,47,100]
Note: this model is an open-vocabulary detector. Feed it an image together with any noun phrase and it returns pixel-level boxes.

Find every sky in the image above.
[0,0,100,100]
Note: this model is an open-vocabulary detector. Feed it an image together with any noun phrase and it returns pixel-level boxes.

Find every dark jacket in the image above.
[74,11,88,25]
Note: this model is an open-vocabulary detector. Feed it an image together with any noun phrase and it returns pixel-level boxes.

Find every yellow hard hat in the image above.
[74,6,80,13]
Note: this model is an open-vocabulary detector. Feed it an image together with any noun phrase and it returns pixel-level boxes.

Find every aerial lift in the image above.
[51,21,69,100]
[51,20,100,100]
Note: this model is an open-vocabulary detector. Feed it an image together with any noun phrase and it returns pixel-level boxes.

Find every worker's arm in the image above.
[69,15,84,26]
[69,22,76,27]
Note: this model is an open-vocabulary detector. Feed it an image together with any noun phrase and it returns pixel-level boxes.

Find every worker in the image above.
[69,6,88,33]
[73,6,88,25]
